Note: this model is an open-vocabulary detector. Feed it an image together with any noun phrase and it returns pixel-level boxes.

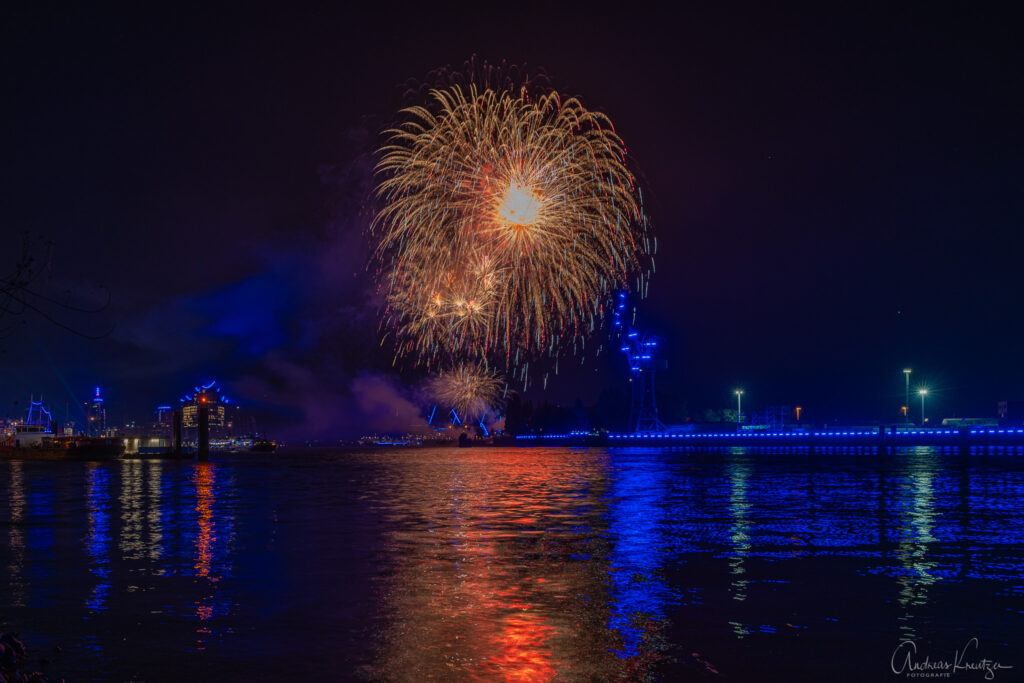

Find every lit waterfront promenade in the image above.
[516,426,1024,448]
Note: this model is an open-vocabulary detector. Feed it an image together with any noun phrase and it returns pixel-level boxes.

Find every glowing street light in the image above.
[918,388,928,426]
[905,368,913,421]
[735,389,744,431]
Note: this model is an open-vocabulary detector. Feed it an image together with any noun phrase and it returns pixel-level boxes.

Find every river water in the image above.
[1,446,1022,681]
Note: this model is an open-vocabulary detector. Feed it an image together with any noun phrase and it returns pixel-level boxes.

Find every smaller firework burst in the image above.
[385,246,499,363]
[427,364,504,420]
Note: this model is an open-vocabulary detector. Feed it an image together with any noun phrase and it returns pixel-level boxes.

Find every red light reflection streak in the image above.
[489,613,556,682]
[376,450,613,681]
[193,465,216,626]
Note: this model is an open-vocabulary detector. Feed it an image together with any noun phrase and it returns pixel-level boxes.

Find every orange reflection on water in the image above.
[194,465,215,581]
[192,464,218,639]
[375,449,621,681]
[196,603,214,622]
[488,613,556,682]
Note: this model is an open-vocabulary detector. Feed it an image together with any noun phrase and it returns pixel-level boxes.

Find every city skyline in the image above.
[0,364,1009,434]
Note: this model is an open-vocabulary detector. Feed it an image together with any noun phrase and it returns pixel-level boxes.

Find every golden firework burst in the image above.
[374,82,650,373]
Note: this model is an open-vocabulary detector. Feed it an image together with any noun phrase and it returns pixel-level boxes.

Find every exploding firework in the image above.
[427,364,504,420]
[374,81,651,375]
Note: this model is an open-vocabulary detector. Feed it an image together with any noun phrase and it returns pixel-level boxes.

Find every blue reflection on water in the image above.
[728,459,752,637]
[26,474,55,608]
[606,455,676,659]
[85,463,112,613]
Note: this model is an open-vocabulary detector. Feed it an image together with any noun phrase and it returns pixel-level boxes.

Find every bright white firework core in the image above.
[497,180,543,228]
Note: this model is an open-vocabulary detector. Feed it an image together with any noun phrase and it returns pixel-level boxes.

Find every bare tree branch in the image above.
[0,231,113,339]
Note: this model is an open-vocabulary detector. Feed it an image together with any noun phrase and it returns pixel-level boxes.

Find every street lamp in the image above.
[735,389,744,431]
[903,369,912,424]
[918,388,928,426]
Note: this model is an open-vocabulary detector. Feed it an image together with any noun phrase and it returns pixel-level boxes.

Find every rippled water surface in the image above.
[2,446,1022,681]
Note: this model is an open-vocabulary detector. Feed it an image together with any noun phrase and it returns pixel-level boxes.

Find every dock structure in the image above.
[514,427,1024,448]
[173,410,183,455]
[197,396,210,461]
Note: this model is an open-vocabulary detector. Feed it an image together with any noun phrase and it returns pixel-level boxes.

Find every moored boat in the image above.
[249,439,277,452]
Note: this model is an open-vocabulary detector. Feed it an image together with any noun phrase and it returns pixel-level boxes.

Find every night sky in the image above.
[2,4,1021,436]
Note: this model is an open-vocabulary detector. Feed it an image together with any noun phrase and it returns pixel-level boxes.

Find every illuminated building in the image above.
[85,386,106,437]
[154,405,173,429]
[180,381,229,430]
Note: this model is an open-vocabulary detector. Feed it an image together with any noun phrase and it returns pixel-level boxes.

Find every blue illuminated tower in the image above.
[613,293,666,433]
[86,386,106,436]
